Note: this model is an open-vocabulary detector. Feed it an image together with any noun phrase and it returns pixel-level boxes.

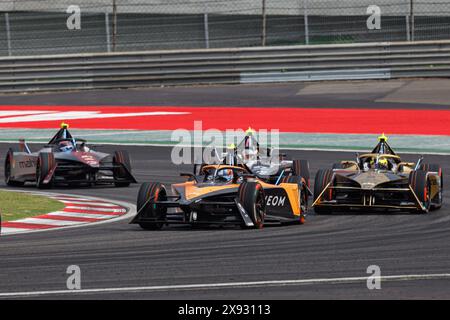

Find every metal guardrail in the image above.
[0,40,450,93]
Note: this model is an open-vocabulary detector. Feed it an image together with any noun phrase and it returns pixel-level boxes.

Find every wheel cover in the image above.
[5,158,11,182]
[424,181,431,209]
[300,187,308,213]
[36,161,42,185]
[254,189,265,227]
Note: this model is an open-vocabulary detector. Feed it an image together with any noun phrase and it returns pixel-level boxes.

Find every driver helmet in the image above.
[59,141,74,152]
[217,168,233,182]
[243,148,258,159]
[378,158,389,170]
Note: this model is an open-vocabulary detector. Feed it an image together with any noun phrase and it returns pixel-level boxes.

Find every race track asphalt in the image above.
[0,144,449,299]
[1,79,450,299]
[1,79,450,110]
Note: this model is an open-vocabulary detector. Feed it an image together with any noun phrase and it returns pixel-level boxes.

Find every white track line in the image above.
[49,196,95,202]
[57,201,117,207]
[12,218,84,226]
[46,211,120,220]
[1,140,449,155]
[0,227,30,234]
[64,206,125,212]
[1,274,450,298]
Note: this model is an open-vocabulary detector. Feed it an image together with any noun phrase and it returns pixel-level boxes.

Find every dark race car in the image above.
[312,134,443,214]
[196,127,312,187]
[4,123,137,188]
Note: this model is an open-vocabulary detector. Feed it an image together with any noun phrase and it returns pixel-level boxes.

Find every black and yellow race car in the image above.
[131,164,309,230]
[312,134,443,214]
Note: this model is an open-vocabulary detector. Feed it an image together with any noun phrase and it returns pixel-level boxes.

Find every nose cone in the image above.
[354,171,390,190]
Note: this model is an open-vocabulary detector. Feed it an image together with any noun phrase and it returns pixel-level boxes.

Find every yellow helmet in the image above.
[378,133,388,142]
[379,158,388,167]
[245,127,255,136]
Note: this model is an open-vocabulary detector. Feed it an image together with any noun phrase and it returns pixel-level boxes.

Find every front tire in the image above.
[420,164,443,210]
[292,159,310,187]
[313,169,334,214]
[409,170,431,213]
[4,149,24,187]
[238,182,266,229]
[36,153,55,189]
[136,182,167,230]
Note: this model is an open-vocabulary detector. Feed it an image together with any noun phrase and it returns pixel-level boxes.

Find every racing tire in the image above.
[4,149,24,187]
[113,150,132,187]
[292,159,310,187]
[409,170,432,213]
[36,153,55,189]
[136,182,167,230]
[281,175,304,184]
[420,164,443,210]
[313,169,334,214]
[238,181,266,229]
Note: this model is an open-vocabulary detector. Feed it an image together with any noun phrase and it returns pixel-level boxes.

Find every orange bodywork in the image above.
[173,178,302,216]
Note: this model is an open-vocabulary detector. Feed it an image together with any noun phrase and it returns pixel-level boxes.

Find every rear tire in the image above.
[292,159,310,187]
[36,153,55,189]
[4,149,24,187]
[420,164,443,210]
[313,169,334,214]
[409,170,431,213]
[238,182,266,229]
[136,182,167,230]
[113,150,132,187]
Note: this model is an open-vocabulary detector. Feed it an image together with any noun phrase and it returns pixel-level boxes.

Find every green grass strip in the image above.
[0,191,65,222]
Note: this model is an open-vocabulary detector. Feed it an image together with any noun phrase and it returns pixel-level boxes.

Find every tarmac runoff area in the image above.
[1,79,450,154]
[1,80,450,299]
[0,129,449,155]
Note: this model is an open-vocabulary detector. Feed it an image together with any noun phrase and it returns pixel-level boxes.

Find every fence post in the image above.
[204,13,210,49]
[105,12,111,52]
[405,1,410,41]
[261,0,267,46]
[5,13,12,56]
[410,0,415,41]
[304,0,309,45]
[112,0,117,51]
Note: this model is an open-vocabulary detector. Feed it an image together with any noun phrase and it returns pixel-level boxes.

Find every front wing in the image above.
[130,197,255,226]
[45,161,137,185]
[312,183,427,211]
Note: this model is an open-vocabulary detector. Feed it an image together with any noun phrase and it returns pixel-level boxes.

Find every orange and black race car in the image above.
[131,164,309,230]
[312,134,443,214]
